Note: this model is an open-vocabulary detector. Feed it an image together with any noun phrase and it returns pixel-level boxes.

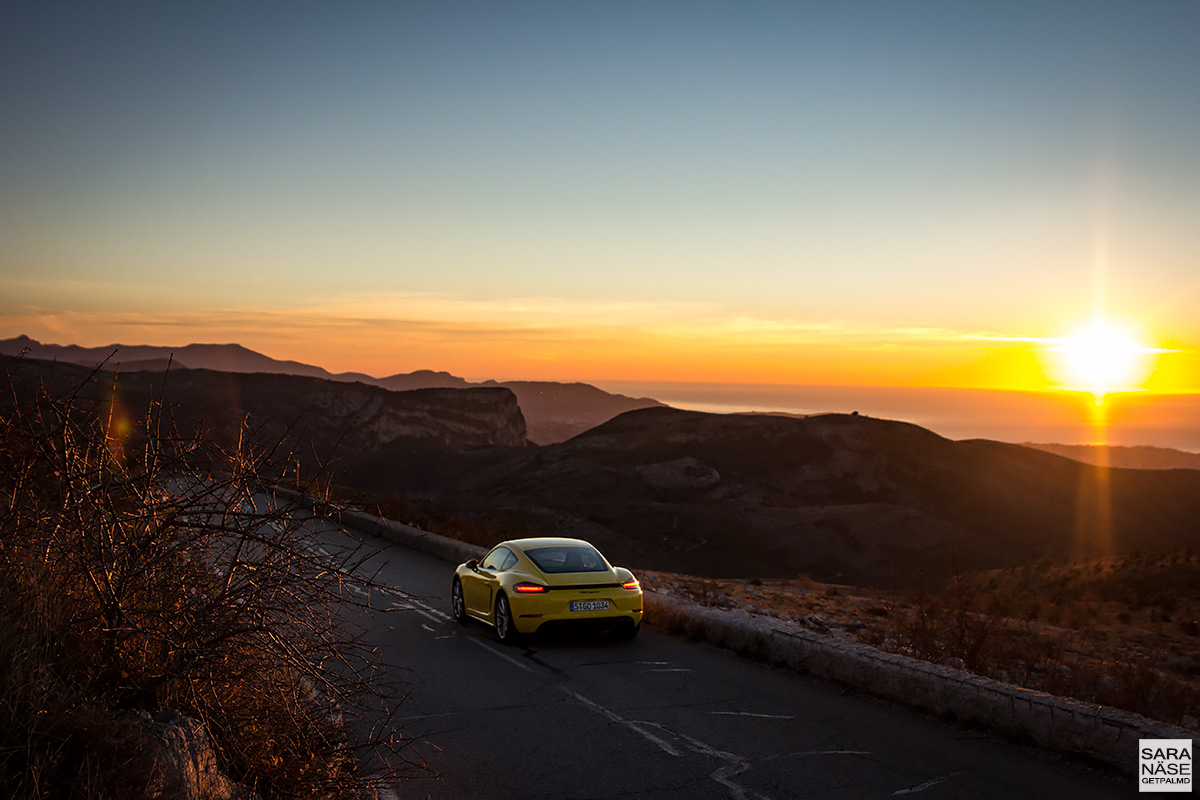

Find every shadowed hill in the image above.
[346,406,1200,589]
[0,336,660,443]
[2,357,527,479]
[8,352,1197,590]
[485,380,665,443]
[1027,442,1200,470]
[1,335,333,380]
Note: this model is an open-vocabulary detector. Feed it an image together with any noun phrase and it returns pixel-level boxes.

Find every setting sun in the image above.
[1048,320,1157,403]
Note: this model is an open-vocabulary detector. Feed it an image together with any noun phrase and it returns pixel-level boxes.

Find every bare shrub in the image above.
[0,363,408,798]
[893,580,997,673]
[870,556,1200,726]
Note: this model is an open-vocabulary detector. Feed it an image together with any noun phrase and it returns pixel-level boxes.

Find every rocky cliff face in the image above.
[0,336,659,445]
[301,383,527,450]
[163,370,528,455]
[2,358,528,476]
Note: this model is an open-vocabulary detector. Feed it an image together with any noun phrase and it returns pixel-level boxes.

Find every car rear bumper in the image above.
[510,590,643,634]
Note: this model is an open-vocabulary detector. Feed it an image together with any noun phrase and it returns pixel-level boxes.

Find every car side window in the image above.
[481,546,513,572]
[500,550,518,571]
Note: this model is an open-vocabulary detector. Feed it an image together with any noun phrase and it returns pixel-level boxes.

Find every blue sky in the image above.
[2,1,1198,388]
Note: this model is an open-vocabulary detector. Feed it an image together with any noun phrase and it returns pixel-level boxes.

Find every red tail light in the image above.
[622,579,640,591]
[513,582,549,594]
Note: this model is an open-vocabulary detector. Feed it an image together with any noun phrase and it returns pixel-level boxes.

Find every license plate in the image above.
[570,600,611,612]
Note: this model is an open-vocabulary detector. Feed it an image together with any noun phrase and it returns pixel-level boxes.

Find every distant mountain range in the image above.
[0,335,662,443]
[6,341,1199,589]
[1025,442,1200,471]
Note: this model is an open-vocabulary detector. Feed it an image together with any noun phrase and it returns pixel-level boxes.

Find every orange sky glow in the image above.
[3,3,1198,449]
[7,300,1195,396]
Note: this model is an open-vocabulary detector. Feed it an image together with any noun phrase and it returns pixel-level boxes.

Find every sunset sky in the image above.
[2,2,1198,394]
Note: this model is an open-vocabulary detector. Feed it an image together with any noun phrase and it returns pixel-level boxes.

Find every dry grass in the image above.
[642,555,1200,730]
[0,364,410,798]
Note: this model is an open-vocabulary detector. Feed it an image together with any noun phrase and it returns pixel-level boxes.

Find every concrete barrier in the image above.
[265,485,487,564]
[337,508,487,565]
[644,591,1194,773]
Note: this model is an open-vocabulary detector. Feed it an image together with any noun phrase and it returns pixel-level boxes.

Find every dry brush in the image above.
[0,362,412,799]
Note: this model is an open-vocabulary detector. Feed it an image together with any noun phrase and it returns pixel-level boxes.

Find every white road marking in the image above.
[413,609,445,625]
[561,688,682,757]
[637,660,690,673]
[710,712,795,720]
[411,608,444,625]
[636,720,771,800]
[383,600,443,625]
[467,637,533,672]
[712,758,758,800]
[378,587,451,624]
[420,624,436,633]
[292,524,461,633]
[894,776,952,795]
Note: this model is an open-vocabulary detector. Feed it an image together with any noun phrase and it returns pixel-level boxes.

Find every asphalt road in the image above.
[303,514,1133,800]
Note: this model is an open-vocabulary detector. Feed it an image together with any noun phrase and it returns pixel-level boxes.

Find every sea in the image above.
[593,382,1200,453]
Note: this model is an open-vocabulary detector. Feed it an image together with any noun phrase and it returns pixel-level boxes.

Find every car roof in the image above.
[500,537,597,552]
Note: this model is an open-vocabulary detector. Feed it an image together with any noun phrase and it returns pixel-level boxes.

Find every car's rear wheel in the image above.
[451,578,468,625]
[615,619,641,640]
[494,592,520,644]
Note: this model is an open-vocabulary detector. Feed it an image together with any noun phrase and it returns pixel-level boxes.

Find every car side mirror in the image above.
[466,559,479,571]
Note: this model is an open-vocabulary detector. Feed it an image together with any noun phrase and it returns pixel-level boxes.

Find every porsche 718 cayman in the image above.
[451,538,643,643]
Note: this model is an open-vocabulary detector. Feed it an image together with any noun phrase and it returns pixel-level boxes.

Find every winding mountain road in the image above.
[306,512,1129,800]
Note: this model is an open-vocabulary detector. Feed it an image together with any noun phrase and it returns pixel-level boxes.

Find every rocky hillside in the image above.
[0,336,660,443]
[344,407,1200,590]
[484,380,664,443]
[10,347,1198,592]
[2,357,527,477]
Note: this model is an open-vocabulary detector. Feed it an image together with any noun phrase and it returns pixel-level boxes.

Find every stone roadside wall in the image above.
[643,592,1194,774]
[299,494,1193,774]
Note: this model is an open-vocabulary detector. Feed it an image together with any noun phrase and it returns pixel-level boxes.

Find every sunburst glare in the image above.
[1046,319,1160,404]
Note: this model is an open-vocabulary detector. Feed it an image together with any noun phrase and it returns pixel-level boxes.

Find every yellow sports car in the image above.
[451,537,643,643]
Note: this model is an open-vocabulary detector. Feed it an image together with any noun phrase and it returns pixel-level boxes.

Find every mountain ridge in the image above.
[8,344,1199,590]
[6,335,1200,468]
[0,336,661,443]
[1025,442,1200,471]
[343,405,1200,589]
[2,356,528,473]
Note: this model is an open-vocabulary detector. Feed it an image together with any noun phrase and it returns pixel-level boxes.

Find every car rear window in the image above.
[525,545,609,574]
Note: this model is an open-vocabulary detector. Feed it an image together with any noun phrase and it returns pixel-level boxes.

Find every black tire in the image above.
[451,578,468,625]
[494,592,521,644]
[616,619,641,640]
